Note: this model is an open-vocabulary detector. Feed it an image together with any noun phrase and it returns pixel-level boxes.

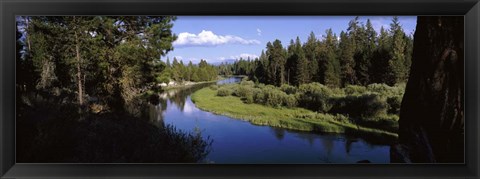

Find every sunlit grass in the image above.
[191,87,398,138]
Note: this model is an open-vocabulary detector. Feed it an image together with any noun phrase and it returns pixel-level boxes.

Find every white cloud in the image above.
[220,53,259,61]
[257,28,262,36]
[369,18,390,33]
[234,53,259,60]
[173,30,261,47]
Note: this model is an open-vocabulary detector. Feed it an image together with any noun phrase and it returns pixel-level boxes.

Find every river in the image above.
[147,77,390,164]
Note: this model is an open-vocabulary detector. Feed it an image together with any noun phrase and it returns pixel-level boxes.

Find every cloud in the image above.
[220,53,259,61]
[173,30,261,47]
[368,17,390,33]
[368,17,416,36]
[257,28,262,36]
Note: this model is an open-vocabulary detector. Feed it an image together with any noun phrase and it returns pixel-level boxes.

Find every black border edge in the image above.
[1,0,16,178]
[1,0,480,178]
[466,1,480,177]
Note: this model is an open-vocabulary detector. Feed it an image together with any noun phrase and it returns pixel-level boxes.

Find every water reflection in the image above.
[146,77,390,163]
[270,128,285,141]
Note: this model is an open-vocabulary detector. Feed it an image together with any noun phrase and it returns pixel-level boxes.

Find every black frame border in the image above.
[1,0,479,178]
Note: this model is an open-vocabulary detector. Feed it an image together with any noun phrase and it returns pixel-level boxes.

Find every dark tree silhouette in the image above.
[391,16,464,163]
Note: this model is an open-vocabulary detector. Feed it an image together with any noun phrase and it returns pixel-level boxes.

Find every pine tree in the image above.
[354,19,374,85]
[322,29,341,87]
[388,16,408,85]
[266,39,287,86]
[339,30,356,86]
[303,32,317,83]
[370,26,391,84]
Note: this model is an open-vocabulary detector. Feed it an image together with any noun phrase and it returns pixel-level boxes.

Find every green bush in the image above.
[240,80,255,87]
[344,85,367,96]
[330,93,388,118]
[367,83,405,97]
[209,85,218,90]
[263,88,285,108]
[245,92,254,104]
[297,83,333,112]
[235,85,253,98]
[252,88,265,104]
[283,94,298,108]
[216,87,232,97]
[280,84,297,95]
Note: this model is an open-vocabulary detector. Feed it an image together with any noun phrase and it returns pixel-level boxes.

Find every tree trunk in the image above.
[25,17,31,51]
[391,16,464,163]
[75,29,84,106]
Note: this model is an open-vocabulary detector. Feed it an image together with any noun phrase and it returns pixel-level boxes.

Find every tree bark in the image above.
[391,16,464,163]
[74,26,84,106]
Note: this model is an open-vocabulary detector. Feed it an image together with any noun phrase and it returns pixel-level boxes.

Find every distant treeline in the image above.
[16,16,197,112]
[157,58,218,83]
[218,17,414,87]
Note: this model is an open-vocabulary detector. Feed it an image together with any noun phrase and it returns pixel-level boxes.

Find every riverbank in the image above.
[191,87,398,140]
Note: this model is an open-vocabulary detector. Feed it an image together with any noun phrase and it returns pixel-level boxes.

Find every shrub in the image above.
[367,83,405,97]
[216,87,232,97]
[240,80,255,87]
[330,93,388,118]
[387,95,403,114]
[245,92,254,104]
[209,85,218,90]
[283,94,298,108]
[255,83,266,89]
[263,88,286,108]
[252,88,265,104]
[280,84,297,95]
[344,85,367,96]
[234,85,253,98]
[297,83,333,112]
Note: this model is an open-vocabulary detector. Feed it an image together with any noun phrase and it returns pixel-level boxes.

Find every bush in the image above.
[297,83,334,112]
[234,85,253,98]
[280,84,297,95]
[282,94,298,108]
[245,92,254,104]
[216,87,232,97]
[344,85,367,96]
[330,93,388,118]
[209,85,218,90]
[367,83,405,97]
[387,95,403,114]
[240,80,255,87]
[263,88,285,108]
[252,88,265,104]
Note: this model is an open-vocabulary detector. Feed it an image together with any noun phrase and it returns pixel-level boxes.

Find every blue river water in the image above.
[148,77,390,164]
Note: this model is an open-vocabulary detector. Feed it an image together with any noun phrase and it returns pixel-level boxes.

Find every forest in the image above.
[218,17,413,87]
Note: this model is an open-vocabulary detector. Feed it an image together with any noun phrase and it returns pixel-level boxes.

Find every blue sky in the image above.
[165,16,417,64]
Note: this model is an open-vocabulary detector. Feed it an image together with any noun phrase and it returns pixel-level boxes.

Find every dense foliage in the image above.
[216,79,404,121]
[158,58,218,83]
[17,16,179,112]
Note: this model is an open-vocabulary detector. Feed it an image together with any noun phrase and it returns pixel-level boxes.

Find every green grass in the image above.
[191,87,398,140]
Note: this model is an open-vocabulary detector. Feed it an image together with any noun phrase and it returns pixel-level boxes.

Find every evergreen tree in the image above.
[266,39,287,86]
[388,16,408,85]
[321,29,341,87]
[370,26,391,84]
[339,30,356,86]
[303,32,317,83]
